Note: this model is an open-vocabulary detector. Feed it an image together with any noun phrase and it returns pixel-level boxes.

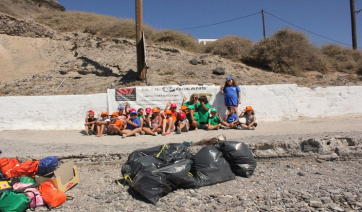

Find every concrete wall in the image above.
[297,86,362,118]
[0,94,107,130]
[0,85,361,130]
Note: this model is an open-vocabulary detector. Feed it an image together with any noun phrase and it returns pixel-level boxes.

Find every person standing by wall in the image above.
[220,76,241,109]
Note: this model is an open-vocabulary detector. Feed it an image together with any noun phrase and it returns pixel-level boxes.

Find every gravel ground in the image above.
[1,117,361,211]
[39,157,362,212]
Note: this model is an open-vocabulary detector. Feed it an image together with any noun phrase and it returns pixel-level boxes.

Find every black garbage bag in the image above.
[121,155,162,178]
[156,143,195,164]
[157,159,198,189]
[127,145,163,162]
[215,141,257,178]
[131,159,197,205]
[131,169,173,205]
[190,146,235,187]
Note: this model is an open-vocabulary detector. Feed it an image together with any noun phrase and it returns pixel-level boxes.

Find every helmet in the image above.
[88,110,95,114]
[101,111,108,116]
[165,110,172,115]
[181,105,188,110]
[152,108,160,113]
[226,76,233,81]
[129,108,136,112]
[178,112,186,119]
[145,107,152,114]
[210,108,217,113]
[117,106,124,110]
[245,106,253,111]
[110,112,119,117]
[170,103,177,108]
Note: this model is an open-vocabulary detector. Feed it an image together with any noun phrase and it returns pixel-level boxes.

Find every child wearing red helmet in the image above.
[176,112,189,134]
[84,110,97,135]
[239,106,257,130]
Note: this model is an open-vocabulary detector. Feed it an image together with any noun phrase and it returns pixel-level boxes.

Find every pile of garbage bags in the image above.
[120,141,257,205]
[0,156,70,211]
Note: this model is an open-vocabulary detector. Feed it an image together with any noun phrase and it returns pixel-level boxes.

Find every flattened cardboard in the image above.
[35,160,79,192]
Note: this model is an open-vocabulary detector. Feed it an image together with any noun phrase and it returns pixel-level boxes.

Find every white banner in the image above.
[107,85,227,115]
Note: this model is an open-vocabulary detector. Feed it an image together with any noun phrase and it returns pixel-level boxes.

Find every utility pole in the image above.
[261,10,266,39]
[136,0,146,79]
[350,0,357,50]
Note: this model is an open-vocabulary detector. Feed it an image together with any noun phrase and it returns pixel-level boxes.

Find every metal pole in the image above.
[136,0,146,79]
[350,0,357,50]
[262,10,266,39]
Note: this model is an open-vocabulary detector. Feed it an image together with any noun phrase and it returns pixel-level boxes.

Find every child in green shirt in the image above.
[205,108,223,130]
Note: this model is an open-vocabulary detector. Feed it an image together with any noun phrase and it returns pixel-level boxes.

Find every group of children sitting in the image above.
[84,94,257,138]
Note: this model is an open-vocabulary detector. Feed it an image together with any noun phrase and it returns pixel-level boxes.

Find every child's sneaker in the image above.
[176,127,181,134]
[88,131,93,135]
[153,132,158,136]
[249,127,255,130]
[135,133,141,137]
[222,126,228,130]
[140,131,145,135]
[122,134,127,138]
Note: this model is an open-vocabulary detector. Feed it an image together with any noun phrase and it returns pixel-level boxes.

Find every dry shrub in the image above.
[321,44,362,74]
[204,35,253,60]
[35,11,156,39]
[150,30,197,51]
[242,29,326,75]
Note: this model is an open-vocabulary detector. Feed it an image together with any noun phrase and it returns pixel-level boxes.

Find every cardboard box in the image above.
[35,160,79,192]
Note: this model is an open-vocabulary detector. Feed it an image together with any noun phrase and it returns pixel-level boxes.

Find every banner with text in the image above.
[107,85,226,114]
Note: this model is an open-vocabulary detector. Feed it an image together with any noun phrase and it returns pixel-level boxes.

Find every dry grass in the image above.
[204,35,253,60]
[150,30,198,51]
[242,29,326,76]
[321,44,362,74]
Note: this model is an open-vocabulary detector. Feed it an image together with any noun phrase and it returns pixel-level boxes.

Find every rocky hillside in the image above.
[0,1,361,96]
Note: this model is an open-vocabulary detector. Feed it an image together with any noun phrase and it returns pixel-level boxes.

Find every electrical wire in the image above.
[265,11,362,50]
[175,11,261,31]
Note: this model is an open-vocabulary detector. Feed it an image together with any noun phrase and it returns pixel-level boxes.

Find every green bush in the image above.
[321,44,362,74]
[204,35,253,60]
[242,29,326,75]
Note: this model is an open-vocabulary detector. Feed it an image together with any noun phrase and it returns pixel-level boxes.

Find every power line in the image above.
[264,11,362,50]
[175,12,261,31]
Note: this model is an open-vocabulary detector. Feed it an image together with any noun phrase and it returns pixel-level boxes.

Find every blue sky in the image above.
[57,0,362,49]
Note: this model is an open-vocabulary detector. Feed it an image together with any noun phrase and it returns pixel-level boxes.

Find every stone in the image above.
[343,192,353,198]
[218,197,231,203]
[315,158,323,163]
[329,189,341,194]
[309,200,323,208]
[297,172,306,176]
[258,180,267,185]
[330,153,339,160]
[320,197,332,203]
[189,58,198,65]
[212,67,225,75]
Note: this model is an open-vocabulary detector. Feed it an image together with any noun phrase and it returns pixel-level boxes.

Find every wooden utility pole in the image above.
[136,0,146,79]
[350,0,357,50]
[261,10,266,39]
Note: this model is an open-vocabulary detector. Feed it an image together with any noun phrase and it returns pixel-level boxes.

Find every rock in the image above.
[328,203,345,211]
[309,200,323,208]
[258,180,267,185]
[330,153,339,160]
[199,54,209,59]
[329,189,341,194]
[218,197,231,203]
[320,197,332,204]
[297,172,306,176]
[191,199,201,206]
[343,192,353,198]
[212,67,225,75]
[189,58,198,65]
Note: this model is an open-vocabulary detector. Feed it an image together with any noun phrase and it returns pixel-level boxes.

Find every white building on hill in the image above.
[197,38,217,45]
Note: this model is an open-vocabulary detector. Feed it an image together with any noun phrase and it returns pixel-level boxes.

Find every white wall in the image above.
[297,86,362,118]
[1,85,361,130]
[0,94,107,130]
